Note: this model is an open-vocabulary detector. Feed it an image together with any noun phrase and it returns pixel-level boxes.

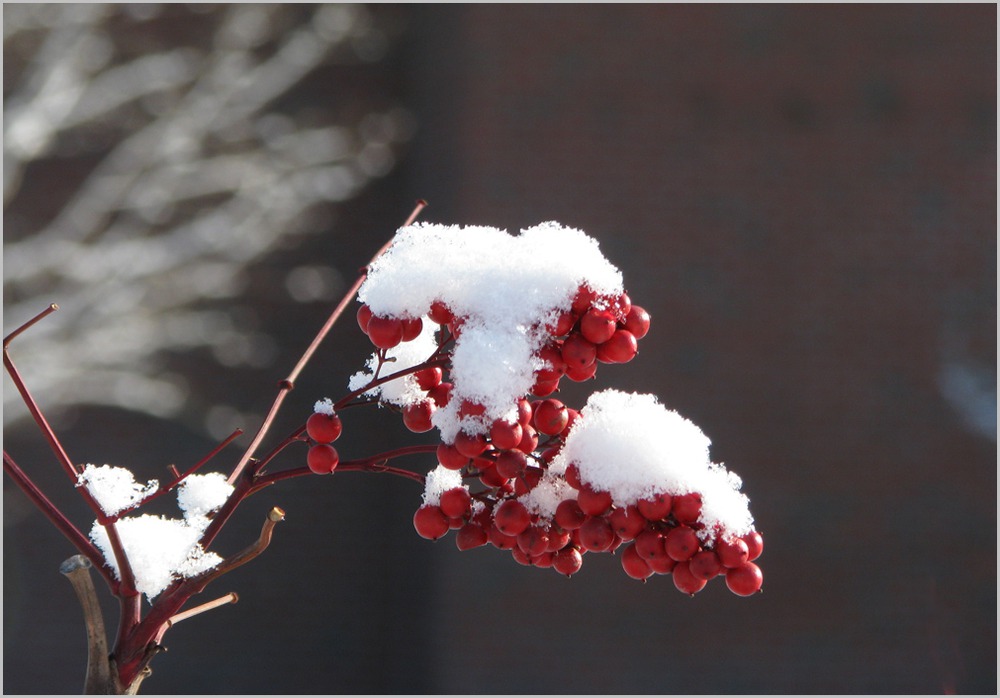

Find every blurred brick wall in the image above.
[403,4,995,693]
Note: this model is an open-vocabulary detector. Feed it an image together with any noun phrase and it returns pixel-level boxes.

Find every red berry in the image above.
[742,530,764,561]
[454,430,488,458]
[494,500,531,536]
[610,292,632,321]
[439,487,471,518]
[477,461,508,488]
[580,308,617,345]
[495,449,528,479]
[400,316,424,342]
[561,332,597,370]
[307,444,339,474]
[516,398,533,426]
[665,525,701,562]
[726,561,763,596]
[535,343,567,381]
[546,527,571,552]
[356,304,373,334]
[597,329,638,364]
[510,546,532,566]
[637,493,672,521]
[553,547,583,577]
[554,499,586,530]
[564,463,583,489]
[367,316,404,349]
[577,485,613,516]
[426,381,453,407]
[547,310,576,337]
[715,536,750,568]
[621,542,654,580]
[436,443,469,470]
[562,408,580,435]
[672,560,708,595]
[306,412,343,443]
[517,526,550,556]
[571,285,598,315]
[578,515,614,552]
[455,523,488,550]
[402,400,435,433]
[672,492,703,524]
[413,505,449,540]
[490,420,523,451]
[488,524,518,550]
[533,398,569,436]
[515,465,543,494]
[414,366,443,391]
[689,550,723,580]
[634,529,667,560]
[531,551,554,568]
[609,505,647,541]
[648,553,677,574]
[623,305,651,339]
[427,301,453,325]
[516,425,539,454]
[564,359,598,382]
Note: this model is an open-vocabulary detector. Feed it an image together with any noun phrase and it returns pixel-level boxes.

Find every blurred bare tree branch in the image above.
[3,4,414,434]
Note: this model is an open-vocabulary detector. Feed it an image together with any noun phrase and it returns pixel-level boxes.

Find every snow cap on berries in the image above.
[421,465,465,506]
[549,390,754,539]
[314,398,336,416]
[356,222,624,440]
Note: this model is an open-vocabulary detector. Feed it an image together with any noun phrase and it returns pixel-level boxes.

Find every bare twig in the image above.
[165,592,239,628]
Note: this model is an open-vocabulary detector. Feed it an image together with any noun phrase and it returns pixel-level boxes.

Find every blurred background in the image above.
[3,4,995,694]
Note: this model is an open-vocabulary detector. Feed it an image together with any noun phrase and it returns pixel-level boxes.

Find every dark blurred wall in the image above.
[5,4,996,694]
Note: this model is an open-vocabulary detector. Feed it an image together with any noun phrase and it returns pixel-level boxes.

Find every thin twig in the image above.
[3,303,59,348]
[165,592,238,628]
[196,507,286,586]
[226,200,427,486]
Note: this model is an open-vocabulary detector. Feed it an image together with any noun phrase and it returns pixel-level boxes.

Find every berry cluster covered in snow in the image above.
[305,222,764,596]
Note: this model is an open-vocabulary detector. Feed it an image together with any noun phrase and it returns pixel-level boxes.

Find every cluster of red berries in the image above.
[305,411,343,474]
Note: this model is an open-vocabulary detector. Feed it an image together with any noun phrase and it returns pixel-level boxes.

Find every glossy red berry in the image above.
[554,499,586,530]
[454,430,488,458]
[477,461,508,488]
[530,377,560,397]
[515,398,533,426]
[494,500,531,536]
[608,505,647,541]
[402,400,435,433]
[517,526,551,557]
[597,329,638,364]
[356,304,373,333]
[495,449,528,480]
[564,463,583,489]
[636,493,672,521]
[400,316,424,341]
[621,543,654,580]
[672,492,703,524]
[516,425,539,454]
[742,530,764,561]
[564,359,598,382]
[413,505,449,540]
[535,343,567,381]
[561,332,597,371]
[553,547,583,577]
[414,366,443,391]
[546,527,571,552]
[368,316,405,349]
[689,550,723,580]
[580,308,617,345]
[672,560,708,596]
[306,412,343,443]
[439,487,471,518]
[488,524,518,550]
[455,523,488,550]
[306,444,339,474]
[634,529,667,560]
[610,292,632,321]
[426,381,453,407]
[726,561,763,596]
[490,420,523,451]
[547,310,576,337]
[715,536,750,568]
[578,515,614,552]
[436,443,469,470]
[427,301,453,325]
[648,553,677,574]
[571,285,598,315]
[623,305,651,339]
[577,485,613,516]
[665,525,701,562]
[533,398,569,436]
